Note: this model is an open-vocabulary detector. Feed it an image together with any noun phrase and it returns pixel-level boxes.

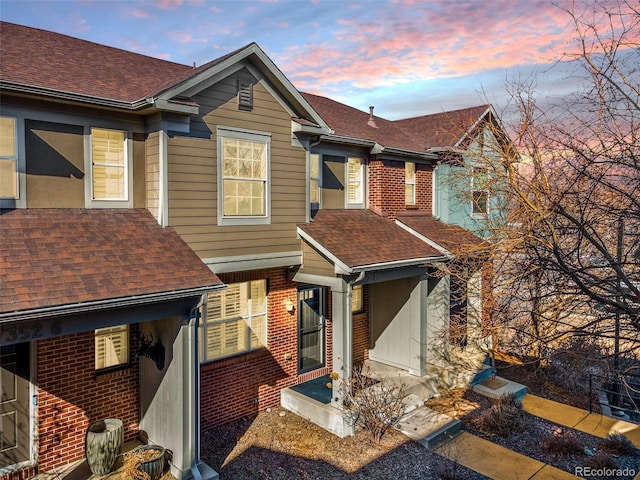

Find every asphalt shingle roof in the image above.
[0,209,223,314]
[395,105,490,149]
[0,21,238,104]
[396,211,485,255]
[301,92,426,152]
[298,209,444,270]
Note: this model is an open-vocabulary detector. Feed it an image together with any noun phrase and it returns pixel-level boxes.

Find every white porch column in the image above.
[425,274,450,367]
[330,279,353,434]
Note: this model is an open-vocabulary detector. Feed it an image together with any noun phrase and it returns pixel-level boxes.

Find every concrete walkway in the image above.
[435,431,579,480]
[434,391,640,480]
[522,394,640,448]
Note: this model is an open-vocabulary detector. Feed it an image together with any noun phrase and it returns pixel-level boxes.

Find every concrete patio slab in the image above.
[472,375,527,401]
[396,406,460,450]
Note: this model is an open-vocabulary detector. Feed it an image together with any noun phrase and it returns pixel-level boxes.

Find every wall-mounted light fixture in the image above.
[284,297,295,313]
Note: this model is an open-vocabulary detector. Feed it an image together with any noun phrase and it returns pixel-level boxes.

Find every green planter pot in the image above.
[133,445,166,480]
[85,418,123,475]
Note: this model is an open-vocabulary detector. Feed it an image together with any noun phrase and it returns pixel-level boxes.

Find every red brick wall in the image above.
[0,466,37,480]
[200,268,335,429]
[36,327,139,471]
[353,285,369,364]
[368,159,433,220]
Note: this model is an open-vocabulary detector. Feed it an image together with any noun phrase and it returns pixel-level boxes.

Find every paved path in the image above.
[435,431,579,480]
[522,394,640,448]
[435,391,640,480]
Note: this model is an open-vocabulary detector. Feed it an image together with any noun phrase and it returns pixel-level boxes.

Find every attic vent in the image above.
[368,106,378,128]
[238,76,253,111]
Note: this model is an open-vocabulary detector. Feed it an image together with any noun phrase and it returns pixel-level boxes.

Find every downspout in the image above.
[190,294,207,480]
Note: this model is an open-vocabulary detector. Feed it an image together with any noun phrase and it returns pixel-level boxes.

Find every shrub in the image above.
[541,433,584,457]
[474,393,528,437]
[598,433,638,456]
[338,365,407,444]
[585,451,618,470]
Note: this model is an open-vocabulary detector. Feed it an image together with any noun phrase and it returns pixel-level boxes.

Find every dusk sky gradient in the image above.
[0,0,625,119]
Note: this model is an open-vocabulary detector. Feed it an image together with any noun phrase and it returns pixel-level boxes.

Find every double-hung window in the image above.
[0,116,18,199]
[309,153,321,215]
[95,325,129,371]
[201,280,267,362]
[405,162,416,205]
[346,157,364,207]
[88,127,131,208]
[471,166,489,216]
[218,127,270,225]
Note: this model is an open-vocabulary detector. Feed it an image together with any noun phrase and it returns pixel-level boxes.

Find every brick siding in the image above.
[368,159,433,220]
[36,327,139,471]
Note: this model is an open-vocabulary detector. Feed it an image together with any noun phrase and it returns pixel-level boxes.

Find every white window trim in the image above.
[0,112,26,209]
[345,156,366,209]
[84,126,133,208]
[470,165,489,218]
[405,162,416,205]
[217,126,271,226]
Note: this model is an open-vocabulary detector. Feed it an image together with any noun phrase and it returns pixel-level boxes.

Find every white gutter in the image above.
[0,285,224,323]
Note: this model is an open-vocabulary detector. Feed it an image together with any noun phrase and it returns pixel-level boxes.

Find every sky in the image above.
[0,0,628,120]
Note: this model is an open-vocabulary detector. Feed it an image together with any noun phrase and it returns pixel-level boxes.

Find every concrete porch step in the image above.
[396,406,462,451]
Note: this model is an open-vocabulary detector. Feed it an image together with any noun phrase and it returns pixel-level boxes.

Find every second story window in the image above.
[405,162,416,205]
[310,153,320,214]
[218,127,271,225]
[471,166,489,216]
[0,116,18,199]
[347,157,364,207]
[89,127,130,207]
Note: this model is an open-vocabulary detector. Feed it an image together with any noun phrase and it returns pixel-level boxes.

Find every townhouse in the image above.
[0,21,505,480]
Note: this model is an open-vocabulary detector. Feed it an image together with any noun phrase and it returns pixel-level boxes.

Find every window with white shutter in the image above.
[0,116,18,199]
[346,157,364,206]
[200,280,267,362]
[95,325,129,371]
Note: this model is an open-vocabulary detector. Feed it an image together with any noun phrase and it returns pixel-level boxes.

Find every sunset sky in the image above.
[0,0,625,119]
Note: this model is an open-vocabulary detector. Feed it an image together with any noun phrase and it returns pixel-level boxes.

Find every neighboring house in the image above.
[0,20,504,480]
[395,105,507,236]
[287,93,490,435]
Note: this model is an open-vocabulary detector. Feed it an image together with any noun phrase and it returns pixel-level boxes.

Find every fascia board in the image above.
[453,106,492,149]
[0,285,226,323]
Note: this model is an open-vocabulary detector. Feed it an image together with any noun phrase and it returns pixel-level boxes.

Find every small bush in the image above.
[474,393,528,437]
[541,433,584,457]
[598,433,638,456]
[585,451,618,470]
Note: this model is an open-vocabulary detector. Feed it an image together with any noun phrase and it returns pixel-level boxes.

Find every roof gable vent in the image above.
[238,76,253,111]
[368,106,378,128]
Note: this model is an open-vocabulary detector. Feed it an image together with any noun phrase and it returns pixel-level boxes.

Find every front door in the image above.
[298,287,326,373]
[1,342,31,469]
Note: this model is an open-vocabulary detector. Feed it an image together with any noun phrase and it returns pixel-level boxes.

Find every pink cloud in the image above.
[130,8,150,19]
[278,0,636,94]
[166,30,208,44]
[155,0,183,10]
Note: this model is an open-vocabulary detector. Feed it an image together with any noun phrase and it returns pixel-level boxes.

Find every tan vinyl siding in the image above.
[25,120,85,208]
[168,73,306,261]
[146,132,160,221]
[299,241,336,277]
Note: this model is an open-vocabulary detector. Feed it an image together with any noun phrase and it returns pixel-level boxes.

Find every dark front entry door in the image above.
[298,287,325,373]
[1,342,30,468]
